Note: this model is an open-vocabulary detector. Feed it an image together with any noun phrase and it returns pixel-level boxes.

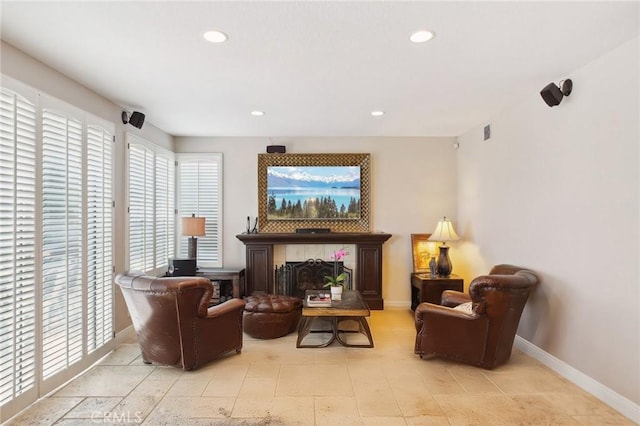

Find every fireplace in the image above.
[275,259,353,299]
[236,232,392,309]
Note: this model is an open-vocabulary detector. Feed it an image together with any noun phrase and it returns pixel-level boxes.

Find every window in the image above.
[0,87,37,405]
[0,78,115,421]
[177,154,222,267]
[86,123,114,352]
[127,135,175,274]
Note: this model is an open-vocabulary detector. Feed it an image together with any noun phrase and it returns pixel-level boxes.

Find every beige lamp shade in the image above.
[181,216,206,237]
[428,216,459,242]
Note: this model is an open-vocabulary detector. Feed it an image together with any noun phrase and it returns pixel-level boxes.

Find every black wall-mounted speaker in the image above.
[540,79,572,107]
[129,111,145,129]
[540,83,564,107]
[266,145,286,153]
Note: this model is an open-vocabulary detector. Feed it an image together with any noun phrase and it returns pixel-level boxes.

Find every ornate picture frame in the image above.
[258,153,371,233]
[411,233,434,272]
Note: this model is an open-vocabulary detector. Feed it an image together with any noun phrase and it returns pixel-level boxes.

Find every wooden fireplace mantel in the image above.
[236,232,392,309]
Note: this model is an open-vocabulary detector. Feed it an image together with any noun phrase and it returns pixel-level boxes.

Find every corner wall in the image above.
[456,37,639,408]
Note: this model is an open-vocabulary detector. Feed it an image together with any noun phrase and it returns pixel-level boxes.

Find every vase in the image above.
[330,286,342,301]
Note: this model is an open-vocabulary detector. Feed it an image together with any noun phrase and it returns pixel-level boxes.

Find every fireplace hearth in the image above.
[275,259,352,299]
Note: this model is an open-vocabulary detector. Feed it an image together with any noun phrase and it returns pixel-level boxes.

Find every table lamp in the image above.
[181,214,205,259]
[428,216,459,277]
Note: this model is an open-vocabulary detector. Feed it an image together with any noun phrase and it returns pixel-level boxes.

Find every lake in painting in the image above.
[267,166,361,220]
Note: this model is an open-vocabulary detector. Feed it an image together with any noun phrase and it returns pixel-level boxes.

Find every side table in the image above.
[410,273,463,310]
[197,267,245,302]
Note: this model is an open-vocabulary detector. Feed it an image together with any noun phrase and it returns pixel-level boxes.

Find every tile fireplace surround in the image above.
[236,232,392,309]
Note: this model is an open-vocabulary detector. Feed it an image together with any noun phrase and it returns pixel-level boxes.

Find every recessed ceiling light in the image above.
[410,30,435,43]
[251,111,265,116]
[371,111,385,117]
[203,30,228,43]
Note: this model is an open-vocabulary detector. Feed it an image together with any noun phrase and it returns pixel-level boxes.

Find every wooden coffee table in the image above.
[296,290,374,348]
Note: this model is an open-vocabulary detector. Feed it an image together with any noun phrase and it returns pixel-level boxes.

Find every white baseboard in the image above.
[514,335,639,424]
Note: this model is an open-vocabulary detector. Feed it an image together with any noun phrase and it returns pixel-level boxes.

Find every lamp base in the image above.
[188,237,198,260]
[436,245,452,277]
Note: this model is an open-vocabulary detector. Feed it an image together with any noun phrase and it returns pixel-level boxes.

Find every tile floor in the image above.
[5,308,634,425]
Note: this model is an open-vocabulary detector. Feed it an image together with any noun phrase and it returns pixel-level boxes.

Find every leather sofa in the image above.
[414,264,538,369]
[115,271,246,370]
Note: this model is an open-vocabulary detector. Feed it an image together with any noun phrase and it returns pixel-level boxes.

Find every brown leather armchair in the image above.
[414,264,538,369]
[115,271,246,370]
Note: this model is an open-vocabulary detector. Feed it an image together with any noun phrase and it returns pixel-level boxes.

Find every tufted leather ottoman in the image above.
[243,294,303,339]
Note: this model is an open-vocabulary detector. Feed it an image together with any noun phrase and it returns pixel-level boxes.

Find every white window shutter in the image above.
[127,136,175,274]
[86,122,113,352]
[41,108,84,378]
[177,154,222,267]
[0,88,37,404]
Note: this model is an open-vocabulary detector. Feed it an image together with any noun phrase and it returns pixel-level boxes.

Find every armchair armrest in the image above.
[441,290,471,307]
[206,298,246,318]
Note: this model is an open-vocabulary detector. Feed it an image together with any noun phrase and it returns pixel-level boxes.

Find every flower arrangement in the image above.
[323,248,348,288]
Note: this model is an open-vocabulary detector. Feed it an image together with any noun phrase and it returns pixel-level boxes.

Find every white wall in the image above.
[0,41,174,333]
[457,37,639,406]
[175,136,458,305]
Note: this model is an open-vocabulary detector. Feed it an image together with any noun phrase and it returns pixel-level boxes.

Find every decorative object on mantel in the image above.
[257,153,371,233]
[428,217,460,277]
[245,216,259,234]
[182,214,205,261]
[323,248,349,301]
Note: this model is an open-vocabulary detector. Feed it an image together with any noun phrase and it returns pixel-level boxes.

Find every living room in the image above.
[1,2,638,424]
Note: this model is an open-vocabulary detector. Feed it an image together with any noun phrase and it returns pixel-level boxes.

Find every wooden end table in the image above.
[410,273,463,310]
[297,290,374,348]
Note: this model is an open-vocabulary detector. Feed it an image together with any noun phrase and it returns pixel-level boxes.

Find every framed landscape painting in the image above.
[258,153,370,233]
[411,233,433,272]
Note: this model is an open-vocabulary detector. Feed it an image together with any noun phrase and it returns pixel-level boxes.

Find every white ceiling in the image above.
[1,1,638,137]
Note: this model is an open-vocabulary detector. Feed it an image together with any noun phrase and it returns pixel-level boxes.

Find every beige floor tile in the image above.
[238,377,277,398]
[270,396,315,424]
[190,396,235,418]
[54,365,152,397]
[246,362,281,379]
[392,391,445,417]
[355,388,403,417]
[98,343,142,365]
[129,379,176,398]
[361,416,408,425]
[434,393,549,425]
[165,379,210,397]
[314,396,361,426]
[231,396,274,418]
[571,414,637,425]
[447,365,503,394]
[485,364,577,394]
[4,397,83,425]
[114,395,162,422]
[141,396,191,425]
[543,391,622,416]
[277,363,353,396]
[405,415,452,425]
[63,397,122,418]
[201,374,245,397]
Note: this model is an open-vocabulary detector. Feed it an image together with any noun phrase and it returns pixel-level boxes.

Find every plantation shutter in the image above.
[154,153,174,269]
[128,142,152,272]
[0,88,37,404]
[127,136,175,273]
[86,122,113,352]
[177,154,222,267]
[41,108,83,379]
